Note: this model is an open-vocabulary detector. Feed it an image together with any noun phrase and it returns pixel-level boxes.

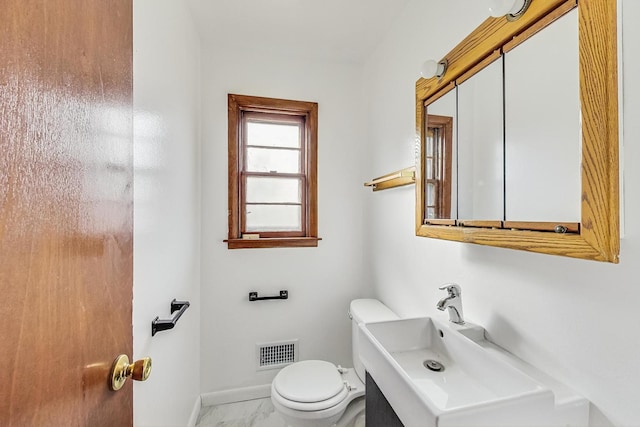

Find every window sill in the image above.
[224,237,322,249]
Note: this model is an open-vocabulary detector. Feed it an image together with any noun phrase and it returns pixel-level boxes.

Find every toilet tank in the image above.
[349,299,398,382]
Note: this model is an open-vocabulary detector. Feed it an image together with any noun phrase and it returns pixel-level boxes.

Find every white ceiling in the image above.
[186,0,413,63]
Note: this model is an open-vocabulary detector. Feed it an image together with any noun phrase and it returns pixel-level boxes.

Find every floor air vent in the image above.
[256,340,298,371]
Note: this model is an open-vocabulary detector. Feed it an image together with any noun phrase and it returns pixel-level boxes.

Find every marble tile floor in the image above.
[196,397,366,427]
[196,398,286,427]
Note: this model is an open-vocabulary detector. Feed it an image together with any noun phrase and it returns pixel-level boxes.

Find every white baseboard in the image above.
[201,384,272,407]
[187,395,202,427]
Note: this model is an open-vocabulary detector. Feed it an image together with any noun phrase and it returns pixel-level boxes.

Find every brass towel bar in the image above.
[364,166,416,191]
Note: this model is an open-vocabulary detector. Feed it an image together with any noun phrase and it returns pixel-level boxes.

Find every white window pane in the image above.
[426,131,434,157]
[247,122,300,148]
[426,159,433,180]
[246,177,301,203]
[426,183,435,206]
[246,147,300,173]
[246,205,302,232]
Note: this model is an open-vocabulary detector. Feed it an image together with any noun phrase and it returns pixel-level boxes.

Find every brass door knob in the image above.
[110,354,152,391]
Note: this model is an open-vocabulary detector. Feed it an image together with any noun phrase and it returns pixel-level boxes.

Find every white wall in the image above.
[133,1,201,425]
[199,48,370,393]
[363,1,640,426]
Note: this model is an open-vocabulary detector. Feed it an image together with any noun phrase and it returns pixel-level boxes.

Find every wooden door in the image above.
[1,0,134,425]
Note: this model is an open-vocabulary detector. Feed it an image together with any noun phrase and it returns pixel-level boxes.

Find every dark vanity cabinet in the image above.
[365,372,404,427]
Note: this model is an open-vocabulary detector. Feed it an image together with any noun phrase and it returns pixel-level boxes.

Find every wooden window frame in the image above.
[226,94,320,249]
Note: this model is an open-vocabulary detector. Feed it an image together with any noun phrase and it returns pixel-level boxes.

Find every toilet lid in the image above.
[273,360,345,403]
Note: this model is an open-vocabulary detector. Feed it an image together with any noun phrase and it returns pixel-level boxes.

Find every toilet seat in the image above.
[272,360,349,412]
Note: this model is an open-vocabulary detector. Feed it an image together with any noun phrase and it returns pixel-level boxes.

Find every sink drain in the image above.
[423,359,445,372]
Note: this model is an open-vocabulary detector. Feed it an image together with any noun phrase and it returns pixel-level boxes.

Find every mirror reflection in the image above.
[504,9,580,222]
[425,90,457,220]
[457,56,504,220]
[424,8,580,224]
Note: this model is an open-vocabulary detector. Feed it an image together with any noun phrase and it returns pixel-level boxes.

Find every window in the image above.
[226,94,319,249]
[424,114,453,220]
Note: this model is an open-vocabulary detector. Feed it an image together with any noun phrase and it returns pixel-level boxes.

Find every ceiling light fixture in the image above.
[488,0,532,21]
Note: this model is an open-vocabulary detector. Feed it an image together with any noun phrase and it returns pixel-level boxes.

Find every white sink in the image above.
[359,317,588,427]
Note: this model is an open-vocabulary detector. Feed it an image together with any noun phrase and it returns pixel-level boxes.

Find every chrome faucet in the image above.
[437,283,464,324]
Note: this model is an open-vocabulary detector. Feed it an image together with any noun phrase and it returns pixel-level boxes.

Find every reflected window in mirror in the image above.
[425,115,453,219]
[424,88,457,221]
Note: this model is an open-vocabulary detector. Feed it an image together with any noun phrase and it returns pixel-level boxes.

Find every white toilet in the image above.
[271,299,398,427]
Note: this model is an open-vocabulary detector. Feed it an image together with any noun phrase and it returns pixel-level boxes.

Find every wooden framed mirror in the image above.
[415,0,619,263]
